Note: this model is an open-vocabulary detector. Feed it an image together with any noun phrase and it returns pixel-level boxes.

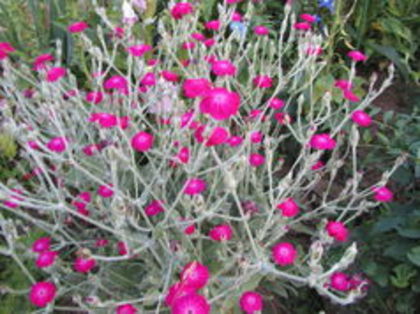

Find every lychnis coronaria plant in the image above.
[0,0,403,313]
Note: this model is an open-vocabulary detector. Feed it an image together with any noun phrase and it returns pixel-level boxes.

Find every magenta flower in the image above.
[326,221,349,242]
[180,261,210,289]
[32,237,51,253]
[204,20,220,31]
[250,131,264,144]
[161,70,180,82]
[294,22,312,31]
[199,87,241,120]
[208,224,233,242]
[47,137,68,153]
[176,147,190,164]
[211,60,237,76]
[347,50,367,62]
[46,67,66,82]
[98,184,114,198]
[343,89,360,102]
[183,78,212,98]
[73,257,96,273]
[268,98,285,109]
[373,186,393,202]
[145,200,165,216]
[184,178,207,195]
[35,251,58,268]
[171,294,211,314]
[311,160,325,170]
[127,44,152,57]
[131,131,154,152]
[239,291,263,313]
[334,79,353,91]
[351,110,372,127]
[228,136,244,147]
[272,242,297,266]
[205,126,229,147]
[231,11,243,22]
[276,198,300,217]
[85,91,104,105]
[249,153,265,167]
[330,272,350,291]
[68,21,89,33]
[33,54,54,71]
[309,134,336,150]
[170,2,194,20]
[191,32,206,41]
[300,13,317,23]
[29,281,57,307]
[165,282,196,307]
[104,75,128,91]
[253,75,273,88]
[253,25,269,36]
[0,42,15,59]
[116,304,137,314]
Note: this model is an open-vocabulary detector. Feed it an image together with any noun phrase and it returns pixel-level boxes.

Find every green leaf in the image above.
[397,228,420,239]
[407,246,420,267]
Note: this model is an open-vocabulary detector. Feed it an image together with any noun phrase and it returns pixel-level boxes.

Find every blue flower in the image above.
[229,22,248,39]
[318,0,334,12]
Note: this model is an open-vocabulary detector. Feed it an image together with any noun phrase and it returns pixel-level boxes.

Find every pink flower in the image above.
[29,281,56,307]
[309,134,336,150]
[209,224,233,242]
[97,113,118,128]
[182,41,196,50]
[231,11,243,22]
[276,198,300,217]
[131,131,154,152]
[127,44,152,57]
[32,237,51,253]
[351,110,372,127]
[47,137,68,153]
[228,136,244,147]
[68,21,89,33]
[161,70,179,82]
[85,91,104,105]
[343,89,360,102]
[211,60,237,76]
[330,272,350,291]
[171,2,194,20]
[116,304,137,314]
[147,59,159,66]
[294,22,312,30]
[0,42,15,60]
[204,20,220,31]
[300,13,317,23]
[104,75,128,93]
[33,54,54,70]
[145,200,165,216]
[176,147,190,164]
[274,112,291,124]
[184,223,196,235]
[239,291,263,313]
[203,38,216,48]
[119,116,130,129]
[35,251,58,268]
[250,131,264,144]
[373,186,393,202]
[268,98,285,109]
[183,78,212,98]
[180,261,210,289]
[205,126,229,147]
[117,241,129,255]
[46,67,66,82]
[305,45,323,56]
[334,79,353,91]
[172,294,211,314]
[165,282,196,307]
[199,87,241,120]
[254,25,269,36]
[140,72,156,87]
[311,160,325,170]
[95,238,109,247]
[184,178,207,195]
[74,257,96,273]
[191,32,206,41]
[249,153,265,167]
[347,50,367,62]
[98,184,114,198]
[272,242,297,266]
[27,140,40,150]
[253,75,273,88]
[326,221,349,242]
[226,0,243,4]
